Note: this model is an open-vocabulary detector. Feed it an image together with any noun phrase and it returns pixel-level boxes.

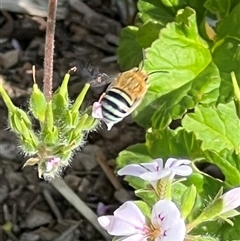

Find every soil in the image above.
[0,2,145,240]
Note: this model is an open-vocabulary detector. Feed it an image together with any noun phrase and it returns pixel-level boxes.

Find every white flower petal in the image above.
[152,200,184,230]
[151,200,186,241]
[117,164,149,177]
[154,158,164,170]
[140,170,171,181]
[117,234,148,241]
[98,216,136,236]
[165,158,191,168]
[171,165,193,176]
[221,187,240,214]
[160,218,186,241]
[114,201,145,230]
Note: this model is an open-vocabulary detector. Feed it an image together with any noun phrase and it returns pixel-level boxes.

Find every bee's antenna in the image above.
[138,48,146,70]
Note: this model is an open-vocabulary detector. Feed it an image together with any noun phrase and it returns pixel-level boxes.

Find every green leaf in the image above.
[133,7,218,128]
[204,0,231,19]
[117,26,143,71]
[215,3,240,40]
[145,128,203,159]
[184,172,223,199]
[137,0,174,25]
[162,0,187,8]
[116,143,152,168]
[203,149,240,185]
[136,21,163,48]
[182,101,240,153]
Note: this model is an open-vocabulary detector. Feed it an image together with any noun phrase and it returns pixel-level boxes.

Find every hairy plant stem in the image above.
[43,0,58,101]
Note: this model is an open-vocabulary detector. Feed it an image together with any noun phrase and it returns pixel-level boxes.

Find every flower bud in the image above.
[52,73,71,118]
[180,185,197,219]
[71,84,90,113]
[30,83,46,123]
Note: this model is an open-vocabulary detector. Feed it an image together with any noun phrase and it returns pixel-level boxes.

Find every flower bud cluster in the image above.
[0,72,99,180]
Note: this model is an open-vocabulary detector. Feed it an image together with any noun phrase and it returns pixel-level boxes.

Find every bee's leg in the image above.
[98,92,106,102]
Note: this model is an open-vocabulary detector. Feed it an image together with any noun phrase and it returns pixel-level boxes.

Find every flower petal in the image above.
[92,102,103,119]
[117,164,150,177]
[171,165,193,176]
[159,218,186,241]
[114,201,145,230]
[151,200,186,241]
[98,216,136,236]
[165,158,191,168]
[116,234,147,241]
[140,170,171,181]
[221,187,240,214]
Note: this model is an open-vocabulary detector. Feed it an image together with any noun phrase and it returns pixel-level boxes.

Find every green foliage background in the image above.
[116,0,240,240]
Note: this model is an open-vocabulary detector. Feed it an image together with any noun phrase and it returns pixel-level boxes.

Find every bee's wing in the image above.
[89,73,112,88]
[121,96,144,118]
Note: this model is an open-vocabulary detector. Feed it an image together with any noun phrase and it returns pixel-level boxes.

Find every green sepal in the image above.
[71,84,90,113]
[52,73,71,119]
[30,83,47,123]
[60,151,72,163]
[180,185,197,219]
[194,198,224,224]
[64,110,73,126]
[0,86,33,133]
[62,133,84,153]
[43,126,59,145]
[9,108,32,134]
[52,91,68,119]
[82,116,99,131]
[186,235,220,241]
[45,101,54,130]
[73,114,88,134]
[0,84,16,113]
[19,135,38,153]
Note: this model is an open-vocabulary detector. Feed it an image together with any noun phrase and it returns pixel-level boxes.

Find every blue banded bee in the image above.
[92,67,148,130]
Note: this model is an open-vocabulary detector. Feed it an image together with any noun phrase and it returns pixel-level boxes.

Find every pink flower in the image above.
[117,158,192,182]
[91,101,115,130]
[98,200,186,241]
[92,102,103,119]
[45,157,60,172]
[220,187,240,215]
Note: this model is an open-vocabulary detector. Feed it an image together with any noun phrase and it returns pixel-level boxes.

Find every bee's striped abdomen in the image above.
[101,88,133,123]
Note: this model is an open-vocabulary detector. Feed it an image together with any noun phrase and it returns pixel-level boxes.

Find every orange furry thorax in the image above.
[113,68,148,100]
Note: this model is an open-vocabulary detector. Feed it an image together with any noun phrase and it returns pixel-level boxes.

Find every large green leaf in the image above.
[204,0,232,19]
[145,127,203,159]
[137,0,174,25]
[136,21,163,48]
[117,26,143,71]
[215,2,240,40]
[182,101,240,153]
[213,38,240,104]
[133,7,221,128]
[203,149,240,186]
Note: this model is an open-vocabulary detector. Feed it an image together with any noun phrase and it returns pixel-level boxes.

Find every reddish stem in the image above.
[43,0,58,101]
